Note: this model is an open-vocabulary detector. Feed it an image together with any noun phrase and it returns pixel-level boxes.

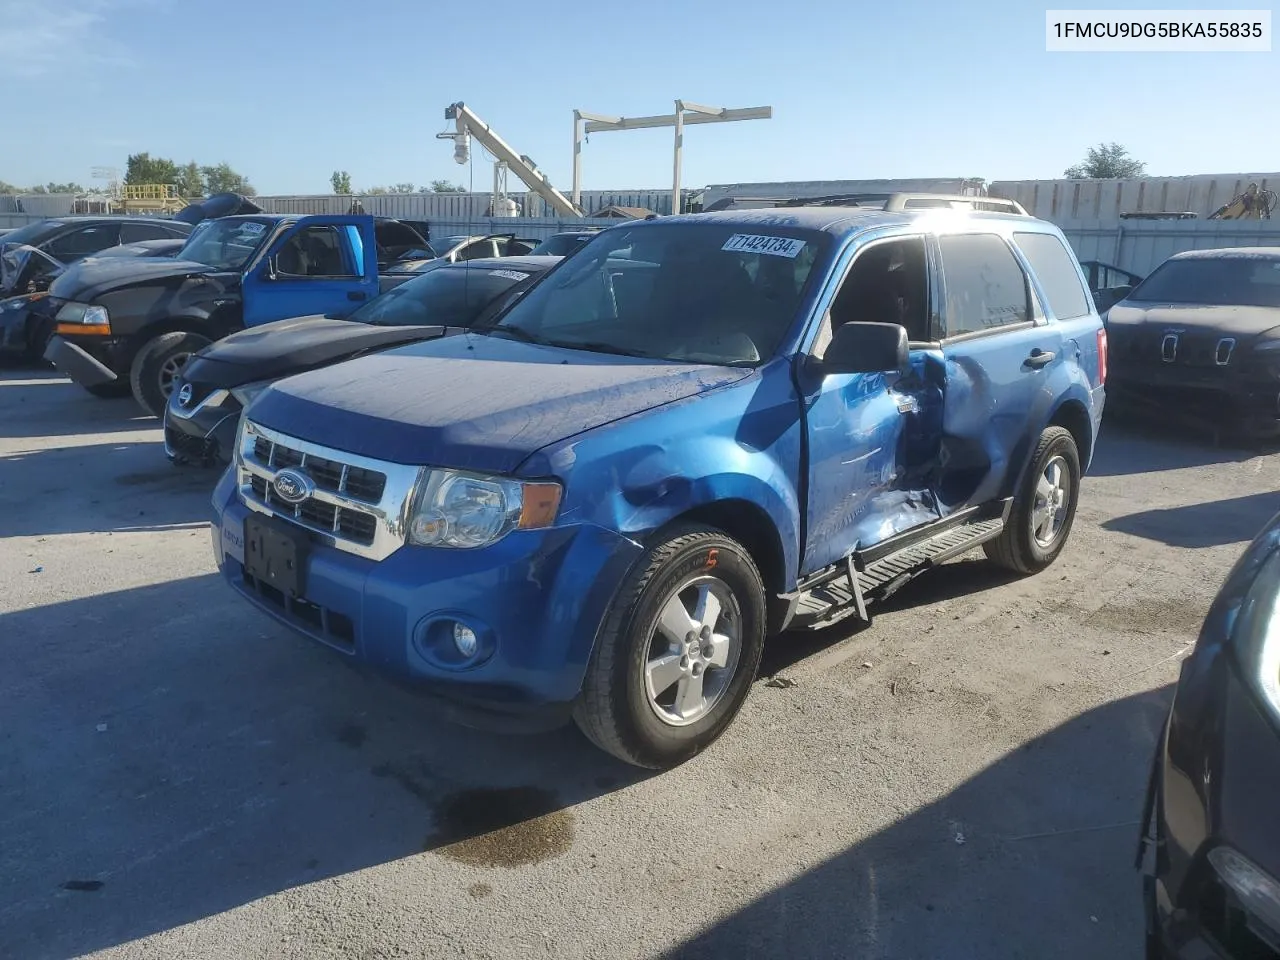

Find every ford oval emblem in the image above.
[177,383,194,407]
[271,468,313,505]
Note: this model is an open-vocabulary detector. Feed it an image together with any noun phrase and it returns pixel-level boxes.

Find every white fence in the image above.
[991,174,1280,220]
[1057,218,1280,277]
[252,189,674,218]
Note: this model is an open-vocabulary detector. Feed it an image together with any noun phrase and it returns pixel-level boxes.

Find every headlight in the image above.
[230,380,274,408]
[55,301,109,327]
[408,469,562,549]
[1231,549,1280,725]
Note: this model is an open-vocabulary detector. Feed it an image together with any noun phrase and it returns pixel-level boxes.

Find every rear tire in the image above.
[573,524,766,769]
[985,426,1081,574]
[129,331,211,418]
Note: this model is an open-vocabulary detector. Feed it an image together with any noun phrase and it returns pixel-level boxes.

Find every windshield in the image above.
[482,223,828,365]
[177,218,274,270]
[348,265,541,327]
[1129,256,1280,308]
[530,234,593,257]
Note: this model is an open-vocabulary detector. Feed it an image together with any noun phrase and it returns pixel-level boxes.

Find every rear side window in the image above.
[1014,231,1091,320]
[121,221,176,243]
[45,224,122,259]
[938,234,1030,336]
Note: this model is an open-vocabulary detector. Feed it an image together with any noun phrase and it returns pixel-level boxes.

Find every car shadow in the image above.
[760,559,1021,678]
[0,369,156,440]
[1091,413,1278,476]
[663,685,1173,960]
[1102,491,1280,549]
[0,575,647,960]
[0,440,219,537]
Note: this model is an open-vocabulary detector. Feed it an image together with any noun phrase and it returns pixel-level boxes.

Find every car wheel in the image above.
[573,523,766,769]
[984,426,1081,574]
[129,331,211,418]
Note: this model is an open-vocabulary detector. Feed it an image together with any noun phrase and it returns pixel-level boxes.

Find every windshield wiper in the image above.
[483,325,547,344]
[541,339,652,359]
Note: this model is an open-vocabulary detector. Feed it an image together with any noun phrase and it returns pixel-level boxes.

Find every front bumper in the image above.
[1144,647,1280,958]
[164,385,241,466]
[43,334,130,387]
[210,469,644,722]
[1108,366,1280,437]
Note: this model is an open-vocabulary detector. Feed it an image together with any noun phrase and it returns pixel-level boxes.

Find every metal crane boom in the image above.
[441,102,583,218]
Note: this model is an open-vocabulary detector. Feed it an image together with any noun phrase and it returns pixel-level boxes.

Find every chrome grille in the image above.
[252,435,387,502]
[236,420,422,561]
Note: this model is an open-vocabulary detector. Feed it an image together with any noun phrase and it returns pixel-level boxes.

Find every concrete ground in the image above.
[3,367,1278,960]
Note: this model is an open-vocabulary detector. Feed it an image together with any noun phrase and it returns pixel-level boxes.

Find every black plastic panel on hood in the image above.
[173,192,265,226]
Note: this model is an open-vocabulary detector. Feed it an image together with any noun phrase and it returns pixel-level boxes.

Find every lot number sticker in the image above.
[489,270,531,282]
[722,234,806,258]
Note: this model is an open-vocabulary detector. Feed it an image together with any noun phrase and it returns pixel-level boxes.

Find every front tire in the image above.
[573,524,767,769]
[985,425,1081,574]
[129,331,211,418]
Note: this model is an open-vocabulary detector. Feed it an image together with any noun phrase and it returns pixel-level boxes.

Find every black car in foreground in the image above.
[1141,509,1280,958]
[1105,248,1280,439]
[163,255,559,466]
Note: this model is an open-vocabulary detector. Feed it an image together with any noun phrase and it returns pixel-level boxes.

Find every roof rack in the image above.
[703,193,1029,215]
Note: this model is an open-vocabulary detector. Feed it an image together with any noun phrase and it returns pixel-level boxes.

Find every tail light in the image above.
[1096,327,1108,386]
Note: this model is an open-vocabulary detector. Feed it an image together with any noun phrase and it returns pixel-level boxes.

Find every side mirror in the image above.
[820,321,909,376]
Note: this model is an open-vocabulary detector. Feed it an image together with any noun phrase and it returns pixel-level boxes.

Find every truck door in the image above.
[797,234,945,576]
[241,215,378,327]
[932,231,1066,514]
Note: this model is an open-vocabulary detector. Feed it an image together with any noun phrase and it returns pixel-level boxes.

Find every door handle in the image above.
[347,291,367,302]
[1025,349,1055,369]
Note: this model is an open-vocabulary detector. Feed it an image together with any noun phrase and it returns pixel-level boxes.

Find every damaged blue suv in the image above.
[211,196,1107,769]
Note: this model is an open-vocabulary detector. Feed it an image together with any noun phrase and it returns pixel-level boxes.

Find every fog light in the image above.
[453,622,478,658]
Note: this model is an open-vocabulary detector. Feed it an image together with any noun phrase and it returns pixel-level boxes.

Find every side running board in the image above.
[789,502,1010,631]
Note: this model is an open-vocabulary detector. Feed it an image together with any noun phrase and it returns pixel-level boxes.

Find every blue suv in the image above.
[211,197,1107,769]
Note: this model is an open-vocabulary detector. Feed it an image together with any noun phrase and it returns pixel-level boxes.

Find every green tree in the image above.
[0,179,20,193]
[200,163,255,196]
[364,185,390,195]
[1064,142,1146,179]
[330,170,352,194]
[427,179,467,193]
[391,182,416,194]
[175,161,205,198]
[124,152,181,185]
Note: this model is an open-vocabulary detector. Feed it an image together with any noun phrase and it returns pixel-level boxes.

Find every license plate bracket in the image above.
[243,514,309,597]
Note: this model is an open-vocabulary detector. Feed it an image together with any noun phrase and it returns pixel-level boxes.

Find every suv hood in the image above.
[248,332,749,474]
[183,316,460,388]
[1108,301,1280,340]
[48,257,219,302]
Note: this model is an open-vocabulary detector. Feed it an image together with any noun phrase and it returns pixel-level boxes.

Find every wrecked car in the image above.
[1105,247,1280,439]
[164,256,559,467]
[43,213,435,413]
[211,200,1106,769]
[0,215,192,297]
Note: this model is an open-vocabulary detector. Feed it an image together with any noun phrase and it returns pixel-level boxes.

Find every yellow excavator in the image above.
[1208,182,1277,220]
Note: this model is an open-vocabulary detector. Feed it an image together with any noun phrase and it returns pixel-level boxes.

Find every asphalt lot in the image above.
[3,367,1279,960]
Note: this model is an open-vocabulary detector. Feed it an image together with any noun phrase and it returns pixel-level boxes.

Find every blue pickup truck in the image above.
[43,213,437,414]
[211,199,1107,769]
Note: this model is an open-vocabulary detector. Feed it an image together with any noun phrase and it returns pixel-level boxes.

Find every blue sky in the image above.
[2,0,1276,195]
